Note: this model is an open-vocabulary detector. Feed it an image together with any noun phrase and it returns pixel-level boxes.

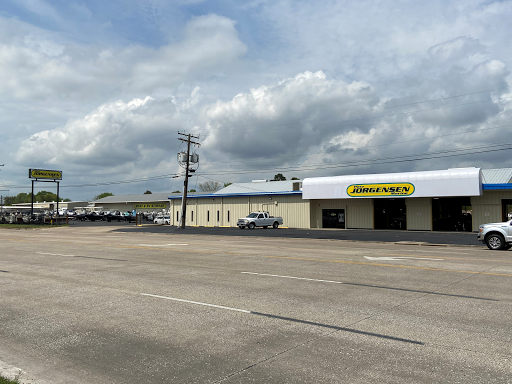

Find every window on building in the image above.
[176,211,179,222]
[207,211,210,222]
[191,211,193,222]
[217,210,220,222]
[228,211,230,222]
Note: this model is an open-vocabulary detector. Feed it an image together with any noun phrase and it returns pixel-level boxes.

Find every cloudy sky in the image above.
[1,0,512,201]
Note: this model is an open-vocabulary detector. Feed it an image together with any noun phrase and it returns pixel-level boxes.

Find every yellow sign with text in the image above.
[29,169,62,180]
[134,203,166,209]
[347,183,415,197]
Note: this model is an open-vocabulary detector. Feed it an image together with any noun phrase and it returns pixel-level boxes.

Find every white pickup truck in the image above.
[478,219,512,250]
[237,212,283,229]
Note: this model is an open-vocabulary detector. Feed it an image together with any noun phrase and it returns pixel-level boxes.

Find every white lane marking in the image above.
[413,250,468,255]
[140,293,250,313]
[36,252,74,257]
[364,256,444,261]
[242,272,343,284]
[138,243,188,247]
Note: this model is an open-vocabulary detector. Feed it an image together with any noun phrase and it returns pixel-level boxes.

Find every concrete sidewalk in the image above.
[109,224,484,247]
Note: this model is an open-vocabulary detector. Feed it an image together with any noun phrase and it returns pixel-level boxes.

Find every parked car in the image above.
[154,215,170,225]
[237,212,283,229]
[478,219,512,250]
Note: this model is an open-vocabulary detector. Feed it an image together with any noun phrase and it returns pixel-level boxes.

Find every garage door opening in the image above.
[432,197,472,231]
[374,198,406,230]
[322,209,345,229]
[503,199,512,221]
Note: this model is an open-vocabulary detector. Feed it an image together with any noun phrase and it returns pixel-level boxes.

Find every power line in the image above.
[192,93,512,137]
[103,86,509,148]
[199,122,512,167]
[195,142,512,176]
[4,140,512,190]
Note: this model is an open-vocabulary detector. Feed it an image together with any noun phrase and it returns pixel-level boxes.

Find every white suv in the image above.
[154,215,170,225]
[478,220,512,250]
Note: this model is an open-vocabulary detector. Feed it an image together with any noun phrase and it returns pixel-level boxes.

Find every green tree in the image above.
[3,192,69,205]
[171,190,180,193]
[271,173,286,181]
[35,191,57,202]
[3,196,16,205]
[144,190,152,194]
[291,177,299,180]
[94,192,114,200]
[189,189,196,193]
[14,193,32,204]
[223,182,232,187]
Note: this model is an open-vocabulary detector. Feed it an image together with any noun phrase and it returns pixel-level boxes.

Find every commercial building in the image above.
[167,167,512,231]
[90,167,512,231]
[90,192,210,213]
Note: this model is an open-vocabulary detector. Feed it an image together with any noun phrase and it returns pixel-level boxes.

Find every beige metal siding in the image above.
[222,197,252,227]
[311,198,373,229]
[471,190,512,231]
[405,198,432,230]
[310,199,347,228]
[249,195,309,228]
[171,195,310,228]
[346,199,373,229]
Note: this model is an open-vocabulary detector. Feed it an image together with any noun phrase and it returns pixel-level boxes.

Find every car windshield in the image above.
[246,213,258,218]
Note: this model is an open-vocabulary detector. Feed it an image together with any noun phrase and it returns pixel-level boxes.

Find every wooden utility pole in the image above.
[178,133,200,229]
[0,165,6,215]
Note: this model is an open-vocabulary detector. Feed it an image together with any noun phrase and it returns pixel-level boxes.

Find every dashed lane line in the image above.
[140,293,423,345]
[3,238,512,277]
[140,293,250,313]
[36,252,74,257]
[241,272,343,284]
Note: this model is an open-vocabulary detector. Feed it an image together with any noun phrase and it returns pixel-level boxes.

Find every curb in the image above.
[0,360,49,384]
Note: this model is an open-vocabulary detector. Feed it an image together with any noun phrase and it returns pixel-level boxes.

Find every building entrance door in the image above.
[503,199,512,221]
[374,198,406,230]
[322,209,345,229]
[432,197,472,231]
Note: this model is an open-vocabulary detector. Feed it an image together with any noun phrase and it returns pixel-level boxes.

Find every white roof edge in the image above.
[303,168,481,186]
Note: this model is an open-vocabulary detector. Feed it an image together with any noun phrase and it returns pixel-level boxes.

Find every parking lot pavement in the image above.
[0,226,510,383]
[69,219,483,246]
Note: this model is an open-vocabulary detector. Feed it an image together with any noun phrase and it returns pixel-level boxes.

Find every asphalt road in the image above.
[1,225,511,383]
[68,219,483,246]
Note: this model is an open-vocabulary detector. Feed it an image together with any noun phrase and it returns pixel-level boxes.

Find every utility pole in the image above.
[0,165,6,215]
[177,133,200,229]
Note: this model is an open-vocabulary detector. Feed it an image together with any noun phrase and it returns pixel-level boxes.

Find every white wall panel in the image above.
[405,198,432,230]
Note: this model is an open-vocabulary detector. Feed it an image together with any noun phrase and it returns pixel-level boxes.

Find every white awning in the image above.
[302,168,482,199]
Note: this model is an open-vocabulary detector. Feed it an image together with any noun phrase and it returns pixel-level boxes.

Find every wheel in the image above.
[272,221,279,229]
[486,234,506,250]
[239,226,245,229]
[248,222,255,229]
[262,226,268,229]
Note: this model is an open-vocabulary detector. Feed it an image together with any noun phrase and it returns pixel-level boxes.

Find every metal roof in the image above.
[214,180,300,195]
[93,192,208,204]
[168,191,302,200]
[481,168,512,184]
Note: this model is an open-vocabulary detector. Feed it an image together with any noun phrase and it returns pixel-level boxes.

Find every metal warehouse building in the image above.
[167,167,512,231]
[93,167,512,231]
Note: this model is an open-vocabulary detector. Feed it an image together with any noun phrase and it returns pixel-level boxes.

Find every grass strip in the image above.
[0,376,20,384]
[0,224,68,229]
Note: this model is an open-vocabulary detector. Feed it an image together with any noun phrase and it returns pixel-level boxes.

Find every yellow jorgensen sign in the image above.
[134,203,166,209]
[347,183,415,197]
[29,169,62,180]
